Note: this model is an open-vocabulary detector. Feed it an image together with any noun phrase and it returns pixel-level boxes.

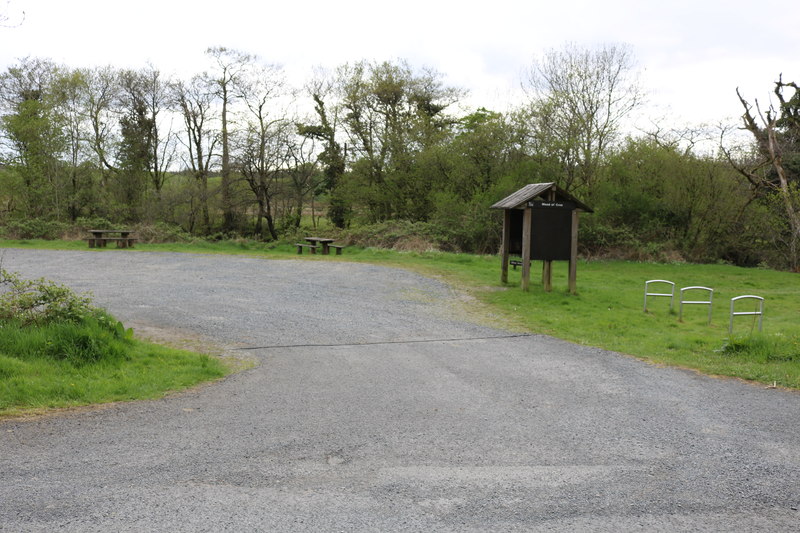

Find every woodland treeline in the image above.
[0,44,798,269]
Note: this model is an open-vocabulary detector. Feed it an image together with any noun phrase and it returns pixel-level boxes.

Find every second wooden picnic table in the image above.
[304,236,335,255]
[87,229,136,249]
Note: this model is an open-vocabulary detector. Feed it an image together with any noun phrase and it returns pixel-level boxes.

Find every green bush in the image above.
[0,268,97,325]
[74,216,115,231]
[340,220,444,251]
[0,268,228,413]
[429,191,503,254]
[1,218,69,240]
[578,218,640,252]
[131,222,193,243]
[0,269,134,367]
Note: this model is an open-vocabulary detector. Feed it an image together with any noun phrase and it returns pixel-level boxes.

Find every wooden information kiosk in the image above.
[491,183,592,294]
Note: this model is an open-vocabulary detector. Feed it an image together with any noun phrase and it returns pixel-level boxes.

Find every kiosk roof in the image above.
[490,182,593,212]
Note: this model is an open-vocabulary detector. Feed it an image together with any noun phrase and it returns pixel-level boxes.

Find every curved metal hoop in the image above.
[729,295,764,335]
[679,286,714,324]
[644,280,675,312]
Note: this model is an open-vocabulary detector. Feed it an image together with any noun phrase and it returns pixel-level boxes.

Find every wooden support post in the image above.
[569,210,579,294]
[521,206,532,291]
[501,209,511,283]
[543,261,552,292]
[542,186,555,292]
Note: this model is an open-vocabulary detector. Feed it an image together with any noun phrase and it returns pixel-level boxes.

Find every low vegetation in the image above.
[0,267,228,417]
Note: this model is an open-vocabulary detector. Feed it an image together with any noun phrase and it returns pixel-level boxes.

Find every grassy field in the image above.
[2,238,799,390]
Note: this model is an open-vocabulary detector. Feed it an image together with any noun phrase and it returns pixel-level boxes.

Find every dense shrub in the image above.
[131,222,193,243]
[1,218,70,240]
[73,216,115,230]
[0,268,97,325]
[335,220,444,251]
[429,190,504,254]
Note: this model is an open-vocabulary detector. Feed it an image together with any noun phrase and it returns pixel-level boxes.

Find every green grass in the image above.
[3,238,800,389]
[486,260,799,386]
[0,315,229,418]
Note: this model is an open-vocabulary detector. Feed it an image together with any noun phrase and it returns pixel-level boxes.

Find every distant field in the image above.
[2,239,799,389]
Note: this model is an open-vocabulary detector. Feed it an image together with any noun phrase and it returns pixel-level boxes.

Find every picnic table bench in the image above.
[295,243,318,254]
[87,229,136,249]
[296,237,344,255]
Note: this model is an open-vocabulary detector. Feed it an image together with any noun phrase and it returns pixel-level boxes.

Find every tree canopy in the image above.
[0,47,796,269]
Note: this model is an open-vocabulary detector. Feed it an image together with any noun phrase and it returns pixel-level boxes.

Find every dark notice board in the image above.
[530,201,573,260]
[508,202,574,260]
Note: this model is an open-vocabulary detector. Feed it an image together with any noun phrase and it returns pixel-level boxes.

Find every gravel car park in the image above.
[1,249,799,531]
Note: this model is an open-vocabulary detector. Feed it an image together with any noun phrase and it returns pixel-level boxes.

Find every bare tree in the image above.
[299,70,345,192]
[51,67,93,220]
[286,133,322,228]
[724,77,800,270]
[135,65,176,196]
[172,75,218,233]
[298,70,348,227]
[523,42,642,194]
[236,118,291,240]
[83,66,120,185]
[205,46,253,232]
[233,60,290,240]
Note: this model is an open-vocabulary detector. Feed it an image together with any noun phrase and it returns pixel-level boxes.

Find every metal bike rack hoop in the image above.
[729,295,764,335]
[644,280,675,312]
[679,286,714,324]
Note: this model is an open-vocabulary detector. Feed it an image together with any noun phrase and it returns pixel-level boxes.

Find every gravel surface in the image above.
[1,249,799,531]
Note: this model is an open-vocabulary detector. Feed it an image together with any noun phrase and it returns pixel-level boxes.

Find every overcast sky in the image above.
[1,0,798,130]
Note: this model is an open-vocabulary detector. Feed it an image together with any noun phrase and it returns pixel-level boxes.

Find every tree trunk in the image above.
[254,199,264,239]
[198,173,210,234]
[221,86,233,232]
[265,213,278,241]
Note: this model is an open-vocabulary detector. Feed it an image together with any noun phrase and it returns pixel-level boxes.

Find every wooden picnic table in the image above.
[87,229,136,249]
[295,237,344,255]
[304,237,335,255]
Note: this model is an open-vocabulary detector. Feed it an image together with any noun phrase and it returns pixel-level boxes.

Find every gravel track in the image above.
[1,249,799,531]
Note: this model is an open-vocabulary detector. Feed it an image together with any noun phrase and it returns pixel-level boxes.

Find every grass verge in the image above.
[0,264,231,418]
[2,239,799,390]
[0,317,229,418]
